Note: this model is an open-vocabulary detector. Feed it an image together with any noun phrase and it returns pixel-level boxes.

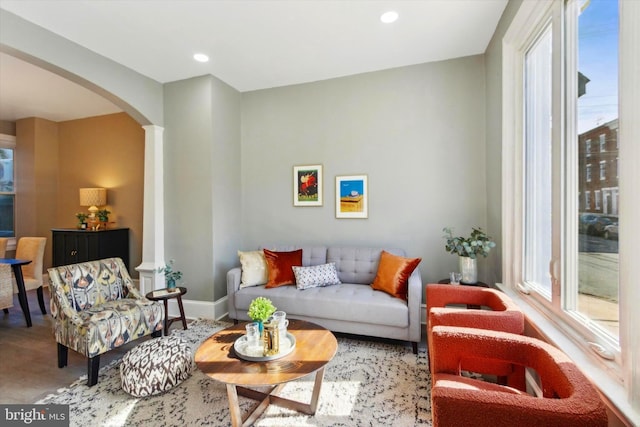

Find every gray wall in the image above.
[240,56,488,286]
[0,9,163,126]
[164,75,241,302]
[484,0,524,285]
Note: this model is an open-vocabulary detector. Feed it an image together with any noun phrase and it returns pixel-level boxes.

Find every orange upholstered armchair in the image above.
[426,284,525,388]
[430,326,608,427]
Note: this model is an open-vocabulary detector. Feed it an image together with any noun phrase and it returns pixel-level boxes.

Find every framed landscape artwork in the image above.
[335,174,368,219]
[293,164,323,206]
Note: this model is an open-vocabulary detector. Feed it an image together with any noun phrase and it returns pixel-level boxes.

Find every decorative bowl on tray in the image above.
[234,332,297,362]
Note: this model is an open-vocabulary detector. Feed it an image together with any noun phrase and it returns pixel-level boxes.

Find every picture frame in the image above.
[293,164,323,206]
[335,174,368,219]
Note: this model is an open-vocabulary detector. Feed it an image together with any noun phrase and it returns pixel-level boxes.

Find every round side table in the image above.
[145,286,188,336]
[437,279,489,287]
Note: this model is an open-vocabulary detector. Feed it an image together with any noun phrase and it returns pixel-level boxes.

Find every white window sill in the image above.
[495,283,638,425]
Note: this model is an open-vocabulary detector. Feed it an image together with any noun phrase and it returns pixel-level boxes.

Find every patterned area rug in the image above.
[37,319,432,426]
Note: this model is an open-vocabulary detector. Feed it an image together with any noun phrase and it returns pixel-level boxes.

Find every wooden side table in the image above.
[145,286,188,336]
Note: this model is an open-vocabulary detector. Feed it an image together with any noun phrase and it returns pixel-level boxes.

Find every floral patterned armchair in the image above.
[48,257,164,386]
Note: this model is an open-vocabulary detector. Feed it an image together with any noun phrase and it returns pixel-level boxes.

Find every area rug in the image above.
[37,319,432,426]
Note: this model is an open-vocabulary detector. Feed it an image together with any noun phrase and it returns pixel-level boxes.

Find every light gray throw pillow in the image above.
[292,262,342,290]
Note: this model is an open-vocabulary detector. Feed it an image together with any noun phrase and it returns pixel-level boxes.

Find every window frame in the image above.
[501,0,639,421]
[0,133,16,250]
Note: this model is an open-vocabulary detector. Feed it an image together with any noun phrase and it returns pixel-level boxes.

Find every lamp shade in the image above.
[79,188,107,207]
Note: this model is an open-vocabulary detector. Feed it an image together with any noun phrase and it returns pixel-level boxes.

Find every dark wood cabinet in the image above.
[51,228,130,269]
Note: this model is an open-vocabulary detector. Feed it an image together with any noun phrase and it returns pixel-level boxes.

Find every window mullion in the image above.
[563,0,579,312]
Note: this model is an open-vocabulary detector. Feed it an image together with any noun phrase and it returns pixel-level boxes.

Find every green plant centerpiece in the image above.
[443,227,495,284]
[248,297,276,333]
[443,227,495,258]
[75,212,88,229]
[97,209,110,224]
[157,259,183,291]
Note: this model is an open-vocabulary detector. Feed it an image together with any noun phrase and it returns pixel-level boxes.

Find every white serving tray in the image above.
[234,332,296,362]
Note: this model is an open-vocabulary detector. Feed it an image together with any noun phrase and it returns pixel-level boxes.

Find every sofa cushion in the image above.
[262,246,327,266]
[264,249,303,288]
[292,263,342,290]
[327,247,406,285]
[234,284,408,328]
[371,250,422,300]
[237,250,268,288]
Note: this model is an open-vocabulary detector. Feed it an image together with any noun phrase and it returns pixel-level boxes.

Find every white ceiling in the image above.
[0,0,507,122]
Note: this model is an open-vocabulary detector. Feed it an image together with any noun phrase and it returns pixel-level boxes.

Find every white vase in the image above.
[459,256,478,284]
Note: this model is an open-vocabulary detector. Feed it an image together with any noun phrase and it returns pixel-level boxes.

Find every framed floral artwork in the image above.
[335,174,368,218]
[293,164,323,206]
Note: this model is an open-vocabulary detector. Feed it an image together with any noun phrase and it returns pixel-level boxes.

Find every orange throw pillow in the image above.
[263,249,303,288]
[371,250,421,300]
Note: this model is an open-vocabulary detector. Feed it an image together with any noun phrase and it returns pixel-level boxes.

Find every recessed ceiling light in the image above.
[193,53,209,63]
[380,11,399,24]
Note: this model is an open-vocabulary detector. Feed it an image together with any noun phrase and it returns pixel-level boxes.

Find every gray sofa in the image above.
[227,246,422,353]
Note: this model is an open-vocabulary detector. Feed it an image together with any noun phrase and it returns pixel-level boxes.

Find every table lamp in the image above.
[79,188,106,229]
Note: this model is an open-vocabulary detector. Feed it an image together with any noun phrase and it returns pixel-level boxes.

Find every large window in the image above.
[574,0,620,340]
[503,0,639,420]
[523,24,553,297]
[517,0,620,344]
[0,134,15,238]
[520,0,620,336]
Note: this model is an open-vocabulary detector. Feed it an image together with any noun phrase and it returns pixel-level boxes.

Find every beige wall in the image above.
[15,113,144,275]
[15,118,59,268]
[0,120,16,135]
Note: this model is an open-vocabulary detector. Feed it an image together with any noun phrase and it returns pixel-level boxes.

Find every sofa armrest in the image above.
[227,267,242,320]
[407,267,423,344]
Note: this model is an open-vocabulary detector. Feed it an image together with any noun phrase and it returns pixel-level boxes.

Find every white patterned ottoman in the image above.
[120,336,194,397]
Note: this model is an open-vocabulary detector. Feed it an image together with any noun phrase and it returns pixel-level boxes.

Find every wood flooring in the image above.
[1,290,425,405]
[0,289,177,403]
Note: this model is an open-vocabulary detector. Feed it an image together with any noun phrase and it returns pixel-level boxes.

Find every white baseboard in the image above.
[166,295,229,321]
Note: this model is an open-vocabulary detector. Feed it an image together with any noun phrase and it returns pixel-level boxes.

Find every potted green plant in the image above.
[75,212,88,229]
[248,297,276,332]
[443,227,496,284]
[97,209,110,223]
[157,259,183,290]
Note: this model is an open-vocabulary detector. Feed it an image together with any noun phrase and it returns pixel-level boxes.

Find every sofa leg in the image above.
[412,342,418,354]
[2,308,7,314]
[87,355,100,387]
[151,330,162,338]
[57,343,68,368]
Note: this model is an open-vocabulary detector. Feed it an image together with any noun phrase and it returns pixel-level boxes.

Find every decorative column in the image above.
[136,125,165,294]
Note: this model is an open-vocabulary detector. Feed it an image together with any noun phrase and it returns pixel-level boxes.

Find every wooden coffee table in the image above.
[195,319,338,427]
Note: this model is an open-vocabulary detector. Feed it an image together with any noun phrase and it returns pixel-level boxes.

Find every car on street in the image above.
[579,213,617,236]
[603,223,618,240]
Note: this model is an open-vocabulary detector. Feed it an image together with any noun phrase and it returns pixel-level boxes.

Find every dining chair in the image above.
[11,237,48,314]
[1,238,13,312]
[0,263,13,311]
[0,237,8,258]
